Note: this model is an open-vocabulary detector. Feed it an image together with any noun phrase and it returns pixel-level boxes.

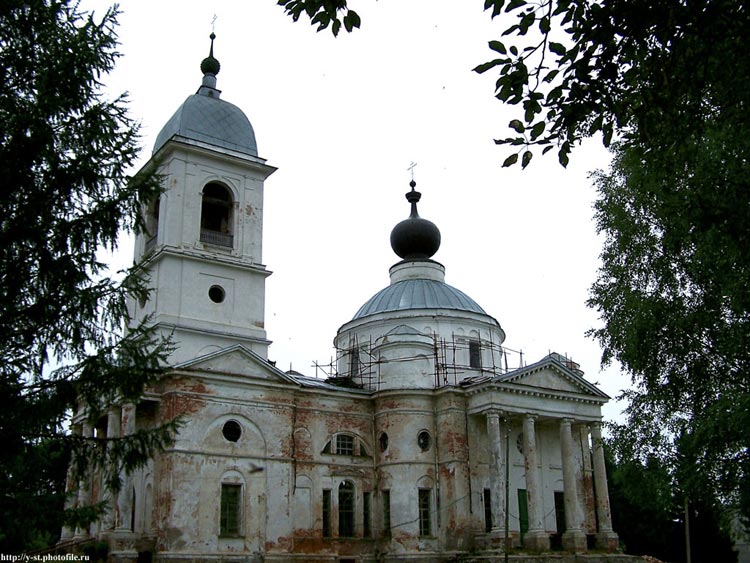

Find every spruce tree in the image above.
[0,1,176,551]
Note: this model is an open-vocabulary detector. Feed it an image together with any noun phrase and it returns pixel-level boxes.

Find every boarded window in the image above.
[483,488,492,532]
[518,488,529,539]
[322,489,332,537]
[363,491,371,538]
[382,490,391,538]
[418,488,431,537]
[338,481,355,537]
[220,483,241,536]
[554,491,566,533]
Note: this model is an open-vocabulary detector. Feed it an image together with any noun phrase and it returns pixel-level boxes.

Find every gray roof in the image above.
[153,93,258,156]
[353,279,487,320]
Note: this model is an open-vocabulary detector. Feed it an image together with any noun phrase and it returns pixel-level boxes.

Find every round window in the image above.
[208,285,226,303]
[379,432,389,452]
[417,430,431,452]
[222,420,242,442]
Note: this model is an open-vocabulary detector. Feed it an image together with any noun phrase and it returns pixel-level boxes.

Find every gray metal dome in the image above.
[152,33,258,157]
[153,94,258,156]
[353,279,487,320]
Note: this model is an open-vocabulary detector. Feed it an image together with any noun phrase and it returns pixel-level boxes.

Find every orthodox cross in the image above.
[211,14,218,33]
[407,161,417,181]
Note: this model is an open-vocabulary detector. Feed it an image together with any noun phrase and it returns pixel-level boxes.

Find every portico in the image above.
[470,354,618,553]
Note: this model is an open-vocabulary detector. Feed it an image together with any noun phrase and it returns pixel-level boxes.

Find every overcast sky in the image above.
[96,0,629,422]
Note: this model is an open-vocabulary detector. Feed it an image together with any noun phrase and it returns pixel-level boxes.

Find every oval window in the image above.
[417,430,431,452]
[379,432,389,452]
[208,285,226,303]
[222,420,242,442]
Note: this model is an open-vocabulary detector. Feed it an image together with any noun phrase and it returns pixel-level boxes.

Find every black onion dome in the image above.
[390,181,441,260]
[200,33,221,75]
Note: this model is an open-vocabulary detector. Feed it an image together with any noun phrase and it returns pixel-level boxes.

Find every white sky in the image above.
[97,0,630,422]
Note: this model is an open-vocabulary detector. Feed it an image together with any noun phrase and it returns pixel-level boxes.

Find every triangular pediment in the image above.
[173,345,298,385]
[498,358,609,399]
[515,368,582,393]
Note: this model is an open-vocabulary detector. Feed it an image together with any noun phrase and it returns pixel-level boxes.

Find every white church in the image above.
[62,35,623,563]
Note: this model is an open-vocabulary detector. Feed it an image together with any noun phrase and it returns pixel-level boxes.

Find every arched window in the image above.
[417,476,434,537]
[338,481,355,537]
[200,182,233,247]
[469,339,482,368]
[321,433,371,457]
[144,197,160,253]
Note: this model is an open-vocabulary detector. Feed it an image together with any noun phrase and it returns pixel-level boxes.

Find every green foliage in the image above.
[475,0,750,167]
[277,1,749,169]
[606,425,738,562]
[0,1,176,551]
[589,133,750,521]
[277,0,360,35]
[606,431,677,558]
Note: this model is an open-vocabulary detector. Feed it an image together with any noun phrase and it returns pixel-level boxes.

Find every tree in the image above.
[278,1,749,167]
[0,1,176,552]
[589,135,750,522]
[606,424,737,563]
[276,0,750,526]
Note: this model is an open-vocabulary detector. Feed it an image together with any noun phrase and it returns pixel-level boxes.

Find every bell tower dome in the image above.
[131,34,277,364]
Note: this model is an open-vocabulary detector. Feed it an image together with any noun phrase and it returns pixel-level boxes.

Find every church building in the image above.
[62,36,621,563]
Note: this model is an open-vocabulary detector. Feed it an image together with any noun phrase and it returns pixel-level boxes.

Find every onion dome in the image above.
[390,181,441,260]
[200,33,221,76]
[153,33,258,156]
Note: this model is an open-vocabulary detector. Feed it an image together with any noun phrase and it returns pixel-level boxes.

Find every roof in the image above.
[352,278,487,320]
[153,93,258,156]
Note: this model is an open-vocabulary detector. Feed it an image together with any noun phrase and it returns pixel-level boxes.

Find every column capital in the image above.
[523,413,538,422]
[483,409,505,419]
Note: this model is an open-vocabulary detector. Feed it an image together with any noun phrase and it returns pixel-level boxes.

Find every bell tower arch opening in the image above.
[200,182,234,247]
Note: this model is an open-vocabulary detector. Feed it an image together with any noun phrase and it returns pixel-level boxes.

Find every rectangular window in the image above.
[349,348,360,376]
[220,483,242,536]
[336,434,354,456]
[469,339,482,368]
[418,489,431,537]
[363,491,371,538]
[554,491,566,533]
[338,482,355,537]
[483,488,492,532]
[382,490,391,538]
[322,489,332,538]
[518,488,529,539]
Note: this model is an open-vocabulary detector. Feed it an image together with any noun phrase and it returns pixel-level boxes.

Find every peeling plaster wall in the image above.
[91,353,610,563]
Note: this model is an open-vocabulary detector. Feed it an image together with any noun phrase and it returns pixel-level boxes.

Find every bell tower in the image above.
[131,34,276,364]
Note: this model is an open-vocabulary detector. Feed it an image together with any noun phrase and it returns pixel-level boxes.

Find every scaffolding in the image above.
[314,332,528,390]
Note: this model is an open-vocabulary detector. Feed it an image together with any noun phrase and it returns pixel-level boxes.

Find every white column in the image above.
[73,421,94,539]
[522,415,549,550]
[560,419,586,551]
[116,403,136,531]
[486,410,505,535]
[578,424,596,533]
[101,406,121,531]
[591,422,619,550]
